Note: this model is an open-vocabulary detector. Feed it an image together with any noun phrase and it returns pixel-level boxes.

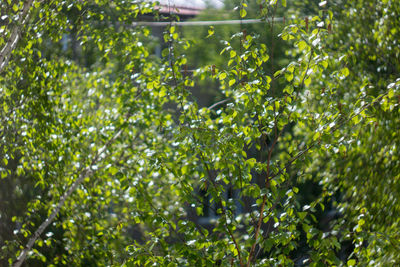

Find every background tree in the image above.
[0,0,398,266]
[290,0,400,265]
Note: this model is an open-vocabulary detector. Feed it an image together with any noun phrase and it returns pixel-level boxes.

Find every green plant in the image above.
[0,0,398,266]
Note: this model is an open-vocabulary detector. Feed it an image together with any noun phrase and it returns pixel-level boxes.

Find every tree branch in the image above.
[245,79,389,265]
[0,0,34,73]
[269,89,389,182]
[208,98,231,110]
[199,152,244,266]
[12,126,125,267]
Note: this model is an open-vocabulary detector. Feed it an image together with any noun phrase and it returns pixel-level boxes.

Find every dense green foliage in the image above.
[0,0,399,266]
[293,1,400,264]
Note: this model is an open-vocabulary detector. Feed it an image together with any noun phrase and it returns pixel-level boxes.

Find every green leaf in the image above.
[388,88,394,98]
[347,259,356,266]
[240,9,247,18]
[285,73,293,82]
[207,26,214,38]
[304,76,312,87]
[274,70,281,77]
[341,67,350,77]
[219,72,227,80]
[297,41,307,51]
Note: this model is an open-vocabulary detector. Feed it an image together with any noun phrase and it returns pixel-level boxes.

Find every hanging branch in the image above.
[0,0,34,73]
[246,4,279,264]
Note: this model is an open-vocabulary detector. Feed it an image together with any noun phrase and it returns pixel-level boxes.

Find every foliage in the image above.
[291,0,400,265]
[0,0,399,266]
[181,0,289,106]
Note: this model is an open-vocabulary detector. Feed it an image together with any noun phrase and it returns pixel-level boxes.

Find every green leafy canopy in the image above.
[0,0,399,266]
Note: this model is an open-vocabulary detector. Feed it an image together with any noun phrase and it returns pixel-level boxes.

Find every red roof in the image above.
[156,4,202,15]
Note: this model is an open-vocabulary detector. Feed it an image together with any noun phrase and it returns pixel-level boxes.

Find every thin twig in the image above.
[247,5,280,263]
[247,108,286,266]
[208,98,231,110]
